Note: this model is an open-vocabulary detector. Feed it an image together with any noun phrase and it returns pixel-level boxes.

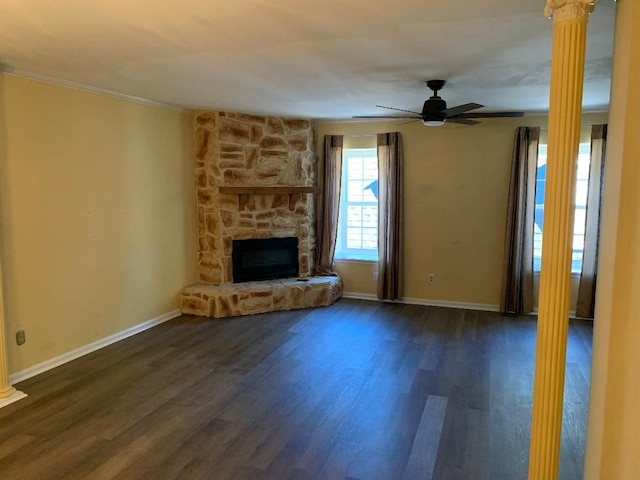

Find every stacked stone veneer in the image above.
[181,111,342,318]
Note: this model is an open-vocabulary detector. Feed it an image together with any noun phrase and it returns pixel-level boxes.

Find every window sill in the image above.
[534,271,581,279]
[334,257,378,264]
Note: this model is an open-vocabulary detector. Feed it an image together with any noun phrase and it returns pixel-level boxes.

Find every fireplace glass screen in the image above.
[232,237,299,283]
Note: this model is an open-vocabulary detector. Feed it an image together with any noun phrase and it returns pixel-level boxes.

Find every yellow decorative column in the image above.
[0,257,26,408]
[528,1,597,478]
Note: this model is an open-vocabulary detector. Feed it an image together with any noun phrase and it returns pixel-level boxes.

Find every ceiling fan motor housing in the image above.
[422,97,447,123]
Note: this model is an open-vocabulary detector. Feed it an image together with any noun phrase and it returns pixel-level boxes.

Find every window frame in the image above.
[334,148,379,262]
[533,142,591,275]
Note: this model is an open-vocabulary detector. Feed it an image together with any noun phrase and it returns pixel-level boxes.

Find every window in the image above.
[335,148,378,261]
[534,142,591,274]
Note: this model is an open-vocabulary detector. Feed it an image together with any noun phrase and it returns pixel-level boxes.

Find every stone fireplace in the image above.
[180,111,342,318]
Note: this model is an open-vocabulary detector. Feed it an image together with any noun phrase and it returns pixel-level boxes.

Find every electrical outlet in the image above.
[428,273,436,284]
[16,329,26,346]
[373,270,378,280]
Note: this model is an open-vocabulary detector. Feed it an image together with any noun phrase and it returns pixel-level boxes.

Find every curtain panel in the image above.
[377,132,403,301]
[576,124,607,319]
[314,135,343,275]
[500,126,540,314]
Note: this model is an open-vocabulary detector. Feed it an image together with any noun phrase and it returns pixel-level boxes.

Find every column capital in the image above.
[545,0,598,23]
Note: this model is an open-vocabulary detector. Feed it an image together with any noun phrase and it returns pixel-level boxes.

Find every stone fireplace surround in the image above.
[180,111,342,318]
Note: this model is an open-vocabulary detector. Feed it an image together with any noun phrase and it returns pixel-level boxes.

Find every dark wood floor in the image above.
[0,299,592,480]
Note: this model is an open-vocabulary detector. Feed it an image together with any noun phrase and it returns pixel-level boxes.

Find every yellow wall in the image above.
[0,75,197,374]
[318,113,607,308]
[586,1,640,478]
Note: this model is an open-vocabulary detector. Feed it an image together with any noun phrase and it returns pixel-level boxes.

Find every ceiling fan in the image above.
[354,80,525,126]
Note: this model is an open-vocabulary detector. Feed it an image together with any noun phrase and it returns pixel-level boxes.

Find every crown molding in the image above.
[2,69,188,113]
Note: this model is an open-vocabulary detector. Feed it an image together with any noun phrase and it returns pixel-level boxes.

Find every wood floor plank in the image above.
[0,433,35,461]
[0,299,592,480]
[402,394,448,480]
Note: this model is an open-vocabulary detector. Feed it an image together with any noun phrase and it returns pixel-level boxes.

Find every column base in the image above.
[0,388,27,409]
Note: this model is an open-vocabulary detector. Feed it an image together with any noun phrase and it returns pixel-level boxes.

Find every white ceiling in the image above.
[0,0,616,120]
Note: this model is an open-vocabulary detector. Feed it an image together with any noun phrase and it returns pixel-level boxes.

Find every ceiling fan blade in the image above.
[352,115,421,119]
[398,119,422,125]
[453,111,525,119]
[442,102,483,117]
[375,105,422,115]
[447,117,481,126]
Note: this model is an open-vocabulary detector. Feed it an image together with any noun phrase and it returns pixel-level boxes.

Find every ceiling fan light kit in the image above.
[422,118,445,127]
[354,79,525,127]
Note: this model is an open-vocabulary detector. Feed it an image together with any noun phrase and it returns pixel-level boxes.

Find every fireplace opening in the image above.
[232,237,299,283]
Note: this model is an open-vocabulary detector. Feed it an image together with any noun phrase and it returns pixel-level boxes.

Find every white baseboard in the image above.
[533,308,586,320]
[341,292,378,301]
[401,296,500,312]
[341,292,499,312]
[9,309,182,385]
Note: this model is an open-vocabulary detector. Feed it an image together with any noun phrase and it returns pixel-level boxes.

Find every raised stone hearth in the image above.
[181,276,342,318]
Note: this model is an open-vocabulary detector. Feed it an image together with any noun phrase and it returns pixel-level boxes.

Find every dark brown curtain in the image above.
[500,127,540,314]
[377,132,403,301]
[576,124,607,319]
[314,135,343,275]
